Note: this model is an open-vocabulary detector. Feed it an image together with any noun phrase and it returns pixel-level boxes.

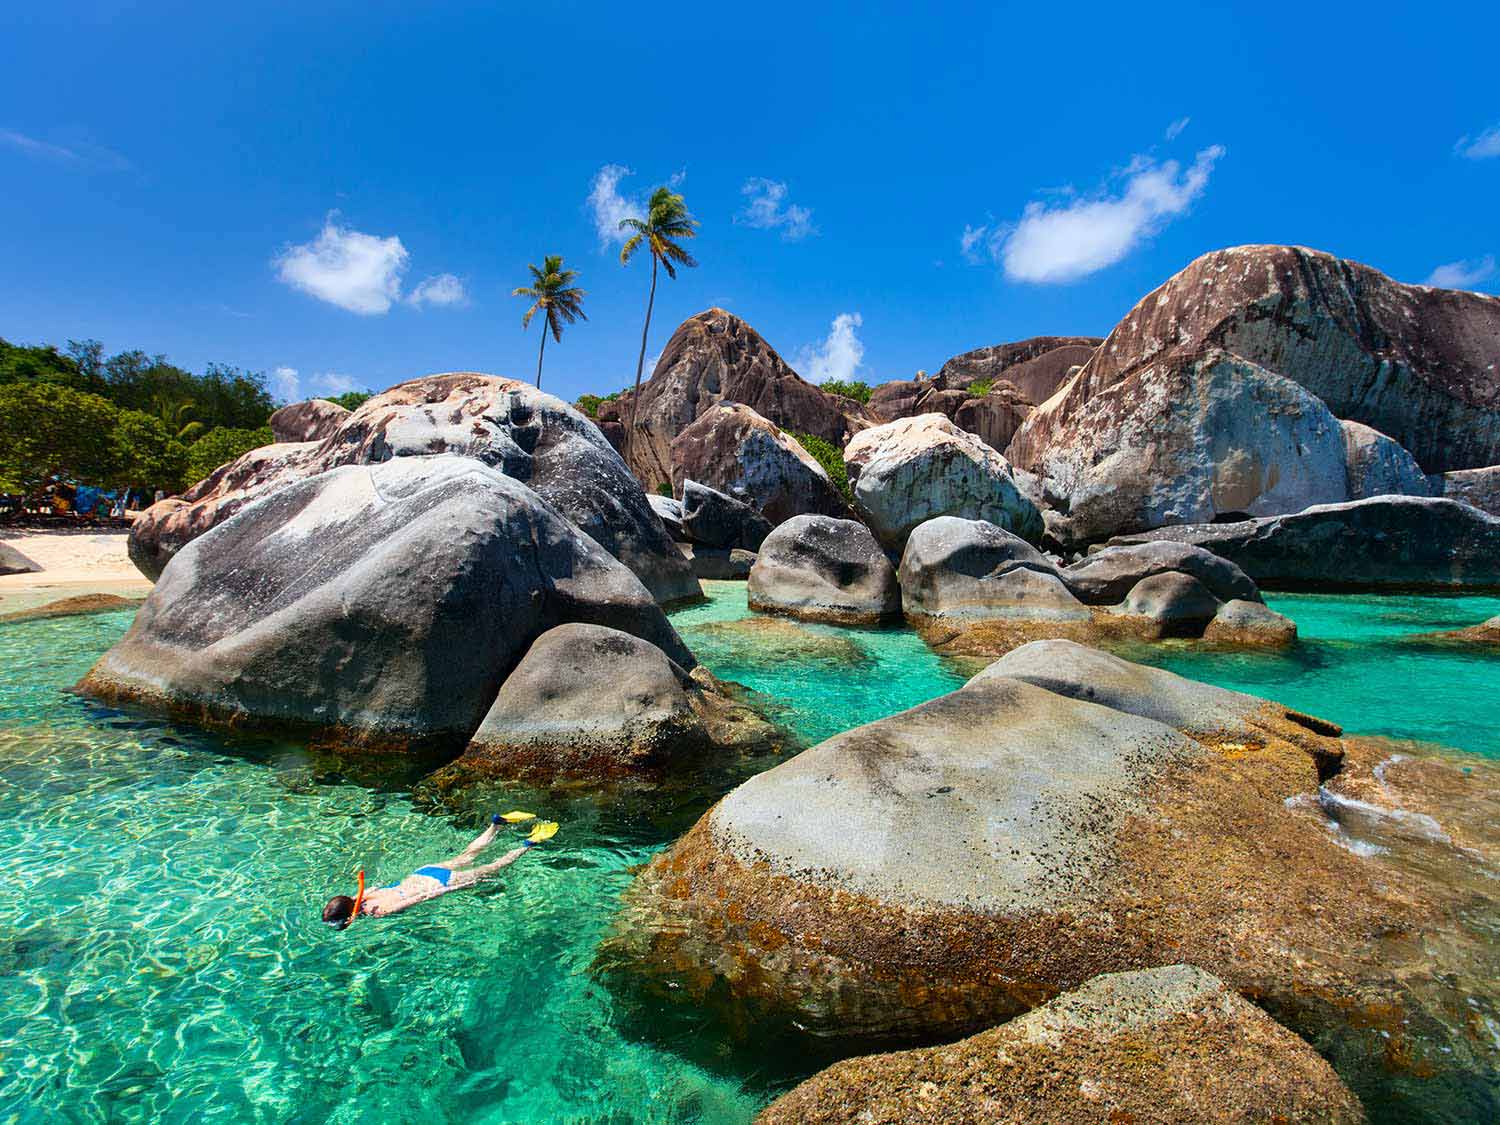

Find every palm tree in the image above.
[151,393,206,442]
[512,255,587,391]
[620,187,698,460]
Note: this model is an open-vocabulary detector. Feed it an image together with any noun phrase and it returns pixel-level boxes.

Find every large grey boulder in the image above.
[129,373,701,606]
[1432,464,1500,517]
[1115,496,1500,590]
[440,624,775,782]
[845,414,1042,548]
[680,480,772,551]
[1013,347,1350,546]
[647,493,684,540]
[1062,540,1262,605]
[268,398,350,443]
[1011,244,1500,475]
[0,541,42,576]
[82,456,692,753]
[1341,420,1429,499]
[747,515,899,625]
[668,402,846,525]
[758,965,1363,1125]
[897,516,1084,622]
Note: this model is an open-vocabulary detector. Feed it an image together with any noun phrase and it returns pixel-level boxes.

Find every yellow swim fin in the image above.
[526,821,559,844]
[500,811,536,823]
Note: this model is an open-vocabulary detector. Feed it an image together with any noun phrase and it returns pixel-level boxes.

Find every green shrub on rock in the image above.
[791,431,852,504]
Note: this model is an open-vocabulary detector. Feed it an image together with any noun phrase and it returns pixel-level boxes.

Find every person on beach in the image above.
[322,813,557,930]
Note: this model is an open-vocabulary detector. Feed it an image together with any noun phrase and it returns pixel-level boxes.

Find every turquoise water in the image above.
[2,586,1498,1121]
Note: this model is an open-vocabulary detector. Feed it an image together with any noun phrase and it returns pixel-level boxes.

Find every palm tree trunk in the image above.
[536,325,547,390]
[627,254,659,468]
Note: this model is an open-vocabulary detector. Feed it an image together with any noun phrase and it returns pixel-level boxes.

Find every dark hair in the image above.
[323,895,356,929]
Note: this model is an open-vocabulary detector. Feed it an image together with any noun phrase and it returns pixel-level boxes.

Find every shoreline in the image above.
[0,528,154,617]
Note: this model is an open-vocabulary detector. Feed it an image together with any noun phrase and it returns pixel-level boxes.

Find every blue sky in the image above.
[4,1,1497,405]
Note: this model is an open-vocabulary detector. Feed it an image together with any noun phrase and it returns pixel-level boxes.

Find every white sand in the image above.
[0,529,154,614]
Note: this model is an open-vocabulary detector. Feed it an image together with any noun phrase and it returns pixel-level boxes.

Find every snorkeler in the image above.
[323,812,557,929]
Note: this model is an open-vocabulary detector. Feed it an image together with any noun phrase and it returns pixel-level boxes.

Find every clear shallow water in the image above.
[2,586,1498,1121]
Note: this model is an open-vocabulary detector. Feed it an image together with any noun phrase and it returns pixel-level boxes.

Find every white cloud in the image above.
[1455,125,1500,159]
[0,128,130,170]
[271,366,301,402]
[1165,117,1191,141]
[315,372,362,395]
[275,216,409,314]
[1,129,81,161]
[968,144,1225,284]
[408,273,468,307]
[796,312,865,384]
[1423,255,1496,289]
[737,178,816,241]
[960,222,1008,265]
[587,164,644,248]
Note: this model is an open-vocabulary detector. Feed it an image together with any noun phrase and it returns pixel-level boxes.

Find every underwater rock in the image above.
[680,480,772,552]
[1406,614,1500,647]
[83,456,693,754]
[433,624,776,783]
[267,397,350,443]
[684,615,875,667]
[845,414,1042,549]
[1012,347,1350,547]
[1341,420,1430,500]
[757,965,1363,1125]
[1011,244,1500,476]
[599,308,879,491]
[603,641,1500,1117]
[669,402,846,525]
[129,373,701,606]
[747,515,900,625]
[0,593,144,624]
[1114,496,1500,590]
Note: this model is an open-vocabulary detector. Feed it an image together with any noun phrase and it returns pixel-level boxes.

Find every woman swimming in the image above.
[322,814,557,929]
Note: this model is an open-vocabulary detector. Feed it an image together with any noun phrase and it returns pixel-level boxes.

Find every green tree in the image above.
[792,431,852,504]
[110,410,187,492]
[321,390,372,411]
[620,187,699,460]
[821,380,872,404]
[0,383,120,496]
[182,426,273,487]
[513,255,587,392]
[151,392,208,442]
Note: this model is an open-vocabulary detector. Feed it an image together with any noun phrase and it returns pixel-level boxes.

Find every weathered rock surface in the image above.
[438,624,774,782]
[268,398,350,444]
[897,516,1083,622]
[82,457,693,753]
[0,541,42,576]
[1012,347,1350,546]
[605,641,1500,1118]
[845,414,1042,548]
[1203,597,1299,647]
[1115,496,1500,590]
[950,382,1035,452]
[757,965,1364,1125]
[600,309,879,490]
[0,592,144,624]
[1432,464,1500,516]
[681,545,756,580]
[129,374,701,606]
[934,335,1101,402]
[1341,420,1429,500]
[747,515,900,625]
[680,480,772,551]
[1117,571,1221,638]
[1407,614,1500,647]
[686,615,874,668]
[1061,540,1262,605]
[648,493,684,540]
[669,402,845,525]
[1012,244,1500,475]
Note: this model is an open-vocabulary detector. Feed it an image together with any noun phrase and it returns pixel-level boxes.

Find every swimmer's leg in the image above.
[450,845,530,887]
[443,820,503,870]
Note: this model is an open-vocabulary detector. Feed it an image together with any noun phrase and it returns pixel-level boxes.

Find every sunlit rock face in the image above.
[1011,244,1500,480]
[129,373,701,606]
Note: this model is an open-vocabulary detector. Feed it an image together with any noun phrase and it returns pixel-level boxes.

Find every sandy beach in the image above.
[0,528,153,616]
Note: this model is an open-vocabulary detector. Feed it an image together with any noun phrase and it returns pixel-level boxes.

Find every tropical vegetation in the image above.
[620,187,698,459]
[792,431,853,504]
[820,379,872,403]
[512,255,587,391]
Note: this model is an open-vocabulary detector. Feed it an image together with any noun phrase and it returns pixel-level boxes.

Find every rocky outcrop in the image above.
[951,382,1035,452]
[758,965,1363,1125]
[1012,347,1350,547]
[934,335,1101,402]
[1407,615,1500,647]
[82,457,693,754]
[747,515,900,625]
[845,414,1042,548]
[603,642,1500,1117]
[897,516,1086,623]
[681,546,756,580]
[1341,420,1429,500]
[680,481,771,552]
[268,398,350,444]
[867,379,925,420]
[128,373,701,606]
[668,402,845,525]
[598,309,879,490]
[435,624,776,783]
[648,493,684,540]
[1061,540,1262,605]
[1432,464,1500,516]
[0,541,42,576]
[1115,496,1500,590]
[1012,244,1500,476]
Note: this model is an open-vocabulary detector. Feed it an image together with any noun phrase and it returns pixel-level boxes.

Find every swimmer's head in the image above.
[323,895,356,930]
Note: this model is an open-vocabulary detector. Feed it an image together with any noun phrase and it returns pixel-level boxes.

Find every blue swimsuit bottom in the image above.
[381,865,452,890]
